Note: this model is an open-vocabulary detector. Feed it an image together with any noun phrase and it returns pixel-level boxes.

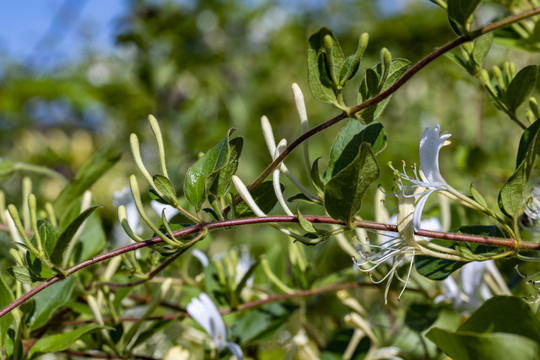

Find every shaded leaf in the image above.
[208,137,243,199]
[152,175,177,205]
[505,65,538,114]
[324,143,379,225]
[50,205,100,266]
[28,324,103,359]
[405,303,440,332]
[447,0,482,30]
[235,303,295,345]
[472,32,494,66]
[426,328,538,360]
[7,266,45,284]
[308,27,343,104]
[0,275,14,347]
[235,181,282,218]
[54,143,121,218]
[499,118,540,219]
[325,121,386,182]
[30,276,75,330]
[358,59,411,123]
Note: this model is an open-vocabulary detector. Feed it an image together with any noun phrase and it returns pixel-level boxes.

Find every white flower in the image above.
[186,293,243,359]
[435,260,499,313]
[397,124,482,231]
[522,184,540,236]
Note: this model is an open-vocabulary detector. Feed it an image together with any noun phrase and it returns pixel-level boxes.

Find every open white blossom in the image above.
[186,293,243,359]
[397,124,482,231]
[435,260,509,313]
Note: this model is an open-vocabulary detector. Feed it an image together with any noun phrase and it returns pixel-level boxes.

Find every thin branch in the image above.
[1,214,538,319]
[62,349,157,360]
[243,6,540,195]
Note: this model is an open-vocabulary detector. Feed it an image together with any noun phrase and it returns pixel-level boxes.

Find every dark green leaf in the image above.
[152,175,177,205]
[235,181,282,218]
[358,59,411,123]
[0,160,15,182]
[499,118,540,219]
[30,276,75,330]
[505,65,538,114]
[415,255,466,281]
[472,32,494,66]
[459,296,540,342]
[184,129,239,209]
[0,275,13,347]
[426,328,538,360]
[324,143,379,225]
[50,205,100,266]
[28,324,103,358]
[310,157,325,194]
[7,266,45,284]
[235,303,295,345]
[405,303,440,332]
[325,121,386,182]
[447,0,482,30]
[208,137,243,199]
[308,27,343,104]
[339,55,360,83]
[54,143,121,218]
[37,220,60,258]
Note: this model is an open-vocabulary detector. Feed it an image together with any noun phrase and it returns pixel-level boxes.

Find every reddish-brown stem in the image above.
[1,214,537,319]
[58,281,377,326]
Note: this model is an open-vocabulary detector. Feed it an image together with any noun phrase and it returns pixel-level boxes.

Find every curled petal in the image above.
[419,124,451,185]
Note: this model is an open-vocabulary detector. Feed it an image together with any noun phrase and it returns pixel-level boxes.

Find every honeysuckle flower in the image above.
[435,260,509,313]
[186,293,243,359]
[396,124,483,231]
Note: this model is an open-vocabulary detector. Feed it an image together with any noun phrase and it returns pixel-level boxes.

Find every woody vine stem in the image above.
[1,6,540,320]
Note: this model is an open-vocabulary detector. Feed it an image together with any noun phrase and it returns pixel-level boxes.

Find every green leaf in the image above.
[472,32,494,66]
[339,55,360,83]
[308,27,343,105]
[235,181,282,218]
[358,59,411,123]
[405,303,440,332]
[7,266,45,284]
[469,183,488,209]
[427,296,540,360]
[28,324,103,358]
[0,160,15,182]
[54,144,121,218]
[208,137,243,199]
[459,296,540,342]
[235,303,294,345]
[426,328,538,360]
[184,129,240,209]
[499,118,540,219]
[30,276,75,330]
[0,276,14,347]
[310,157,325,194]
[325,121,386,182]
[296,206,317,234]
[50,205,100,266]
[152,175,178,205]
[505,65,538,114]
[415,254,466,281]
[447,0,482,30]
[37,220,60,258]
[324,143,379,225]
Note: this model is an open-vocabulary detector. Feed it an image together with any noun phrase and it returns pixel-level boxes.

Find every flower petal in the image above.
[186,293,226,349]
[419,124,451,185]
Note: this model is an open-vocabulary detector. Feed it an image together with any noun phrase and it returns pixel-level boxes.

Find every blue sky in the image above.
[0,1,126,66]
